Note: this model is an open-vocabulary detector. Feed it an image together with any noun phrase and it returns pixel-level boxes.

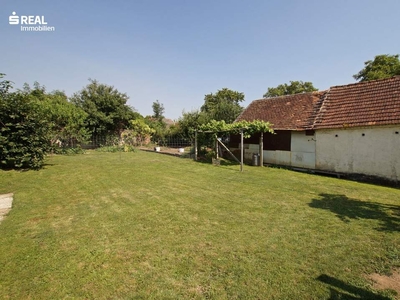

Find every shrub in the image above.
[0,92,52,169]
[95,145,136,153]
[52,146,86,155]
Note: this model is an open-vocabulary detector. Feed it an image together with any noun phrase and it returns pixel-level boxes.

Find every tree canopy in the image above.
[152,100,165,121]
[175,88,245,141]
[353,54,400,82]
[21,83,88,146]
[70,79,136,137]
[0,73,13,97]
[177,109,208,140]
[200,88,244,123]
[263,81,318,98]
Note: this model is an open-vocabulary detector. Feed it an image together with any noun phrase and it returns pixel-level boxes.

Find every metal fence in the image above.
[156,137,193,148]
[78,135,193,150]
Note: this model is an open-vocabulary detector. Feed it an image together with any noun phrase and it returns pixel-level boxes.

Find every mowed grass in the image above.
[0,151,399,299]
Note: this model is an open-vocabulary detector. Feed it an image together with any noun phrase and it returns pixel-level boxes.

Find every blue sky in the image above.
[2,0,400,120]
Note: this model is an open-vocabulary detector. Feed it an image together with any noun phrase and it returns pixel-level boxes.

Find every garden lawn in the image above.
[0,151,399,299]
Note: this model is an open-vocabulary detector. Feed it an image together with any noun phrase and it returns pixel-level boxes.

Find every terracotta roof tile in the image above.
[237,76,400,130]
[235,91,326,130]
[313,76,400,129]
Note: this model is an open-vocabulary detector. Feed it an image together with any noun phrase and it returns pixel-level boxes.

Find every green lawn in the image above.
[0,151,399,299]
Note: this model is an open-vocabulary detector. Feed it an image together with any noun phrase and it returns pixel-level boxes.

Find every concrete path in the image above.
[0,193,13,222]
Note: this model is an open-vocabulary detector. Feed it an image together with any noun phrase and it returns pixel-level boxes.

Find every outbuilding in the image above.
[230,76,400,182]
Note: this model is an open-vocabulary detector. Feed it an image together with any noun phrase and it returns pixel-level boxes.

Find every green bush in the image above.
[95,145,136,153]
[0,92,51,169]
[52,146,86,155]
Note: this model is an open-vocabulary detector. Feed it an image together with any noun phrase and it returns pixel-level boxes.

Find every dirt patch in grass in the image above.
[368,269,400,298]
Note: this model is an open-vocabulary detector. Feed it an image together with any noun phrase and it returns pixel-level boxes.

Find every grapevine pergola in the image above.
[194,120,273,172]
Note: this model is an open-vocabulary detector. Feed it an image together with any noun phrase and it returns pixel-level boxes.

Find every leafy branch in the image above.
[198,120,273,138]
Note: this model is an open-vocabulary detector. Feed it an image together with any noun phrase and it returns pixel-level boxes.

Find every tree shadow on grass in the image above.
[42,162,56,168]
[0,163,55,172]
[309,194,400,232]
[317,274,392,300]
[194,157,243,171]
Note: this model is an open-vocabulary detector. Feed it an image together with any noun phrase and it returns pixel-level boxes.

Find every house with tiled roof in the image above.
[230,76,400,181]
[230,91,325,169]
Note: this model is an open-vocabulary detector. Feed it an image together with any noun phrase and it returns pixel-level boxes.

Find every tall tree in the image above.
[353,54,400,82]
[201,88,244,123]
[70,79,136,138]
[0,73,13,97]
[263,81,318,98]
[147,100,167,145]
[152,100,165,121]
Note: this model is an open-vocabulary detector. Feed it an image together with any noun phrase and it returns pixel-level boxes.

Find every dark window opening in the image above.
[305,130,315,136]
[229,131,291,151]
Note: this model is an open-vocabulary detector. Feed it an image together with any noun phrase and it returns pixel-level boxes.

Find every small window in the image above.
[305,130,315,136]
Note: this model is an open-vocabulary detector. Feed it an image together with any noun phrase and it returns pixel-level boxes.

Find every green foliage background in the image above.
[0,88,51,169]
[353,54,400,82]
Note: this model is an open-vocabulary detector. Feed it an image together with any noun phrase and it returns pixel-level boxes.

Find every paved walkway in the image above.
[139,147,186,157]
[0,193,13,222]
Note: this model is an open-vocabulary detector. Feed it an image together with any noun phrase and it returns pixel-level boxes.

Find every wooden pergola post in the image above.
[260,132,264,167]
[240,129,244,172]
[194,130,198,161]
[215,136,219,159]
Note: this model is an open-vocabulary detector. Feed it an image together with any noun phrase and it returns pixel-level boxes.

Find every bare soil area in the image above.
[368,269,400,298]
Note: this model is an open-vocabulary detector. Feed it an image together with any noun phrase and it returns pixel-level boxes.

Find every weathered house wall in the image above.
[230,130,316,169]
[316,126,400,181]
[261,131,316,168]
[290,131,316,169]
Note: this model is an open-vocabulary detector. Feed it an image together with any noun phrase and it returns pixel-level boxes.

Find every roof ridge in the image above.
[330,76,400,90]
[262,90,324,100]
[309,90,329,129]
[313,76,400,129]
[236,78,400,130]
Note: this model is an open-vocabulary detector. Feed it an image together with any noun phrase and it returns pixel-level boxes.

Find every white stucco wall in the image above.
[239,131,316,168]
[290,131,316,169]
[316,126,400,181]
[262,150,291,166]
